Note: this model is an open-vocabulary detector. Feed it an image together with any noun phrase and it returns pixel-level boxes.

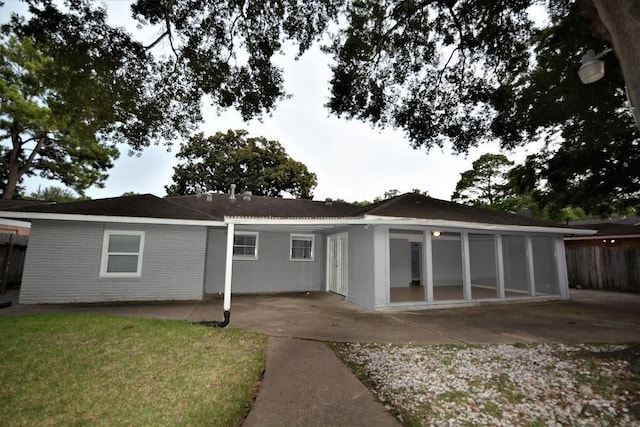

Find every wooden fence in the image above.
[565,245,640,292]
[0,234,29,293]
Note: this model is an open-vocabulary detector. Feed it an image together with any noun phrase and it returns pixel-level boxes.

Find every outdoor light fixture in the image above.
[577,48,613,84]
[432,230,441,237]
[577,48,640,129]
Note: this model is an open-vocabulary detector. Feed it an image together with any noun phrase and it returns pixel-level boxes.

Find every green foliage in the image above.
[3,0,638,213]
[495,2,640,217]
[131,0,343,120]
[451,153,516,210]
[326,0,535,152]
[0,1,201,198]
[27,186,88,202]
[166,130,317,199]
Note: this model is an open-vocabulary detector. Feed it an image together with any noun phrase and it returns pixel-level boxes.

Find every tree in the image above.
[1,1,201,199]
[1,36,117,199]
[165,130,317,199]
[27,186,88,202]
[130,0,640,211]
[451,154,516,210]
[6,0,640,208]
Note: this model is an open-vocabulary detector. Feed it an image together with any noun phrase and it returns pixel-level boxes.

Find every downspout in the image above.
[195,222,234,327]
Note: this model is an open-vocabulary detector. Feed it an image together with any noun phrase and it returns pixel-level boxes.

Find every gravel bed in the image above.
[335,343,640,426]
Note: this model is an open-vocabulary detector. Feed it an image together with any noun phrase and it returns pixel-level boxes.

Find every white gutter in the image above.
[223,223,234,313]
[566,234,639,240]
[224,215,596,236]
[0,211,226,227]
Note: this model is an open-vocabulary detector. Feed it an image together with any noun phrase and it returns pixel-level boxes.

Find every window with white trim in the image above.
[290,234,314,261]
[233,232,258,259]
[100,230,145,277]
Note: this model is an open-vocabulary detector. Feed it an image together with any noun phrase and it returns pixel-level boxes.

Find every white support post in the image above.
[555,237,569,299]
[462,231,472,301]
[424,230,434,302]
[223,223,235,311]
[495,234,506,299]
[525,236,536,297]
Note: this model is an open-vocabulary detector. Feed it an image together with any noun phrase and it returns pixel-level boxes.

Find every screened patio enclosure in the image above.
[388,228,565,305]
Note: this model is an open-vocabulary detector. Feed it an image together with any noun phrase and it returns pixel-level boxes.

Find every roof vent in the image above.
[325,198,333,206]
[242,191,252,201]
[229,184,236,200]
[206,193,213,202]
[196,186,203,198]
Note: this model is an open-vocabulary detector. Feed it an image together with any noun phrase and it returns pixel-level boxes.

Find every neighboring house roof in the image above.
[571,215,640,227]
[566,222,640,240]
[0,194,221,225]
[168,193,360,218]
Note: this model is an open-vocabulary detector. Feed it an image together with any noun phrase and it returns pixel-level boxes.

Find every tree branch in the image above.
[17,134,47,177]
[144,0,178,57]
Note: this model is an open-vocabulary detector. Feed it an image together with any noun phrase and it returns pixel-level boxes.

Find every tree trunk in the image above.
[591,0,640,125]
[3,132,45,199]
[3,133,22,200]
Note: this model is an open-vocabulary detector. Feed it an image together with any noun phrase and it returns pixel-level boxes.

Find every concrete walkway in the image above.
[242,337,399,426]
[2,289,640,426]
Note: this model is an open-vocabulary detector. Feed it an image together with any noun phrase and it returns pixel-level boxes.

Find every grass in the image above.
[0,314,268,427]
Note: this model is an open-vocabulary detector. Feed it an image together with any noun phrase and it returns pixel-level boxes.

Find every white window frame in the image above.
[233,231,259,260]
[290,234,315,261]
[99,230,145,278]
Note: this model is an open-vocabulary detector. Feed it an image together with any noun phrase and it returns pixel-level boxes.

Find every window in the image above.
[234,232,258,259]
[100,231,145,277]
[290,234,314,261]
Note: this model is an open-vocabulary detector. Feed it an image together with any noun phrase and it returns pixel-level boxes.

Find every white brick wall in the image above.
[20,220,207,303]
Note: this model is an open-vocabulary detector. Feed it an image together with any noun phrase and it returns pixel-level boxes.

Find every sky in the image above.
[7,0,539,203]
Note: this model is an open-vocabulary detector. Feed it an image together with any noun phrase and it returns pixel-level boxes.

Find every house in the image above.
[0,200,50,236]
[0,191,594,316]
[565,219,640,292]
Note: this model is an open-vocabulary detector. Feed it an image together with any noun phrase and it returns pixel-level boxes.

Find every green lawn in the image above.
[0,314,268,426]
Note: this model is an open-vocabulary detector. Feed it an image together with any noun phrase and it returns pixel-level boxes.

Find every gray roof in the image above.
[2,191,581,231]
[571,223,639,237]
[167,193,359,218]
[355,193,572,229]
[571,216,640,227]
[3,194,218,221]
[0,199,53,210]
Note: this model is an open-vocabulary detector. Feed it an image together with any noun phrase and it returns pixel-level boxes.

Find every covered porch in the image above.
[385,227,569,307]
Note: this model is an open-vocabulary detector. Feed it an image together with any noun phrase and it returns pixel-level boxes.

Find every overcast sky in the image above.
[8,0,539,203]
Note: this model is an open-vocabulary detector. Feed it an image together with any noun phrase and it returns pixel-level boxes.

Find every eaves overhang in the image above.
[0,211,226,227]
[224,215,597,236]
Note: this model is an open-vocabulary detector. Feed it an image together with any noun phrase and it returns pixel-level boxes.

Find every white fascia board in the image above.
[225,215,596,236]
[225,216,362,225]
[0,217,31,228]
[0,211,225,227]
[362,215,597,235]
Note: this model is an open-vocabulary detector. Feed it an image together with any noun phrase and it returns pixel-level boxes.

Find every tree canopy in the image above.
[165,130,318,199]
[27,186,88,202]
[2,0,638,210]
[1,0,200,198]
[451,154,516,210]
[455,152,636,221]
[131,0,640,212]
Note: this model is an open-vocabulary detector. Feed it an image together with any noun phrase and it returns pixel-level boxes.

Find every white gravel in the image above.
[338,343,639,426]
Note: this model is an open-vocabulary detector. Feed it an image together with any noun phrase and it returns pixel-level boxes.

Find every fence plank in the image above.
[0,234,29,292]
[566,246,640,292]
